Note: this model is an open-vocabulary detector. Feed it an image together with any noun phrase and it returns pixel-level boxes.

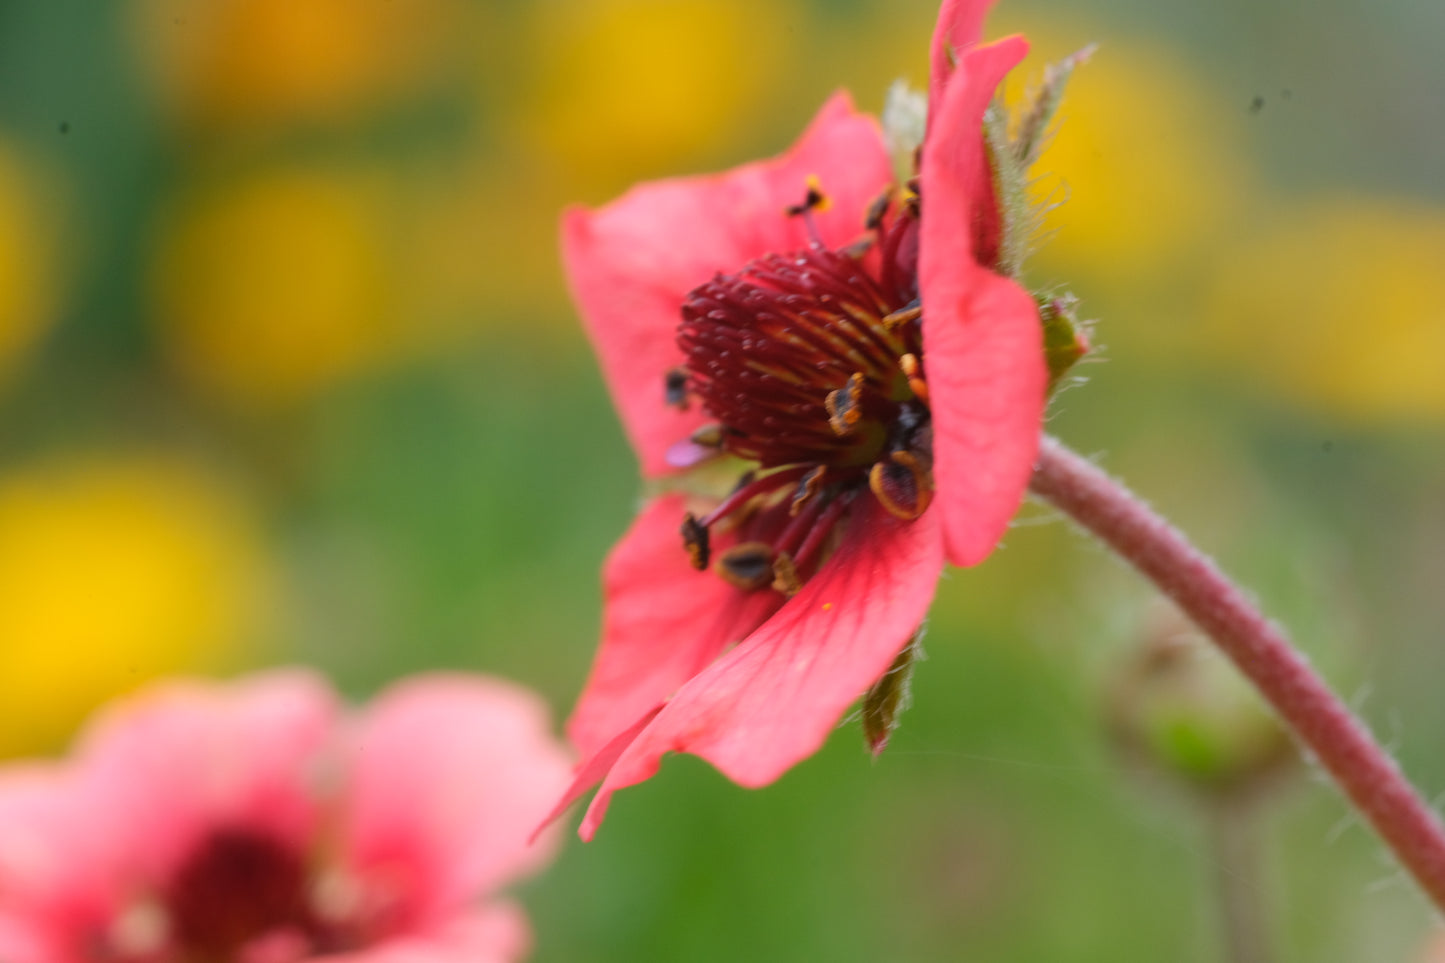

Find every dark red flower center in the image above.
[670,187,933,594]
[101,828,382,963]
[164,828,325,959]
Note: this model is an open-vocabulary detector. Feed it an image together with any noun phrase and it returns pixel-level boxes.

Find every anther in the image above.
[771,552,802,596]
[690,423,726,449]
[681,513,711,570]
[785,175,832,216]
[664,367,690,409]
[868,450,934,520]
[785,175,830,248]
[864,190,892,232]
[882,304,922,331]
[717,542,777,591]
[825,372,866,437]
[900,354,929,405]
[790,465,827,515]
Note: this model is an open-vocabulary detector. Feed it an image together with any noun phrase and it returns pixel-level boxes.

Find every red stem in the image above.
[1030,435,1445,912]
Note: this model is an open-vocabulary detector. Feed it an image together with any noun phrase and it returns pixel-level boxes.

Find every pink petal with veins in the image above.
[566,495,783,760]
[578,500,944,838]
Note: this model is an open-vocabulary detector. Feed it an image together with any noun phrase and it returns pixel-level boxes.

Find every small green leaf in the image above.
[862,628,925,756]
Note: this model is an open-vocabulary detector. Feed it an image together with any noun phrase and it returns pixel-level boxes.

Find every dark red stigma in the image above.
[670,187,934,596]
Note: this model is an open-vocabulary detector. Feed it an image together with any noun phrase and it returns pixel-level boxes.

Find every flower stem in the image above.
[1208,800,1275,963]
[1030,435,1445,913]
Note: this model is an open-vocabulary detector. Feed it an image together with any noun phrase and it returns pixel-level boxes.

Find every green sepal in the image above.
[984,103,1034,281]
[1037,292,1091,392]
[983,45,1097,281]
[1012,44,1097,169]
[862,627,925,756]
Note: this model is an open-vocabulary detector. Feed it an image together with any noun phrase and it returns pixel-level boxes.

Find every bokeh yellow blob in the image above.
[1004,31,1252,289]
[0,143,61,383]
[1206,197,1445,421]
[0,456,272,756]
[132,0,467,128]
[521,0,789,188]
[152,166,402,407]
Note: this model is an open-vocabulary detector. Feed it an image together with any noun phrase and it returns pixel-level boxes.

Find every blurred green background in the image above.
[1,0,1443,959]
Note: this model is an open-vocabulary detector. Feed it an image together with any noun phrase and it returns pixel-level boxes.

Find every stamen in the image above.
[784,175,832,216]
[865,190,892,232]
[790,465,827,515]
[771,552,802,596]
[774,491,830,557]
[790,491,853,572]
[900,353,929,404]
[681,513,711,570]
[882,304,922,331]
[690,423,726,449]
[785,175,830,248]
[664,367,690,408]
[717,542,776,590]
[825,372,866,436]
[698,466,810,529]
[869,450,934,520]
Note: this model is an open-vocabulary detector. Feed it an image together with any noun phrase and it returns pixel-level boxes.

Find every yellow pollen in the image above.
[805,174,832,212]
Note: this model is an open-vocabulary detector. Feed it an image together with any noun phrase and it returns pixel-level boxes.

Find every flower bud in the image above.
[1106,606,1296,802]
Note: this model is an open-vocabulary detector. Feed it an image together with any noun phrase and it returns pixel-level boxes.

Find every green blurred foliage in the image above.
[0,0,1443,959]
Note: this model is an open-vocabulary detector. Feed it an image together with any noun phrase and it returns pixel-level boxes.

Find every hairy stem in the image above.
[1030,435,1445,913]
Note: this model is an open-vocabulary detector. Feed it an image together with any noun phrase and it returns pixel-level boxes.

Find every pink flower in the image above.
[555,0,1047,838]
[0,671,573,963]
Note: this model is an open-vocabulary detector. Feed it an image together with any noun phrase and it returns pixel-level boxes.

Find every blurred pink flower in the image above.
[0,671,572,963]
[553,0,1045,838]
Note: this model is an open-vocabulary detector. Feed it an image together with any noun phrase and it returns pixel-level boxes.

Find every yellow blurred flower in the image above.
[151,165,406,407]
[407,160,568,327]
[1205,197,1445,421]
[132,0,468,128]
[0,142,62,384]
[518,0,790,191]
[1001,28,1253,291]
[0,456,273,756]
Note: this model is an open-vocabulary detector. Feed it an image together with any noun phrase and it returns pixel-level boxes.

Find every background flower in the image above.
[0,670,572,962]
[0,455,272,758]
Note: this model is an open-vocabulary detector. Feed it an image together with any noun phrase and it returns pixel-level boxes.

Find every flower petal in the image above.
[928,0,999,106]
[920,38,1046,567]
[566,495,783,759]
[0,767,114,953]
[319,901,531,963]
[71,670,339,884]
[927,34,1027,269]
[921,270,1045,566]
[539,704,662,841]
[338,675,573,922]
[562,91,893,477]
[578,501,944,839]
